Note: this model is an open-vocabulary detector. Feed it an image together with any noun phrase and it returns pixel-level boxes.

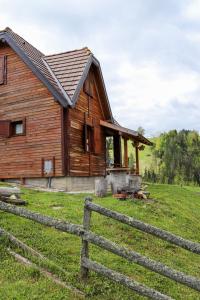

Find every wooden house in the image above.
[0,27,152,191]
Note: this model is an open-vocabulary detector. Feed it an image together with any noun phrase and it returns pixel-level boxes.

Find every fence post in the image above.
[80,196,92,281]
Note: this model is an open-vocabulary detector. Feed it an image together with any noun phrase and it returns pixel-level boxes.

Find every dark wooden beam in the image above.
[113,134,122,167]
[135,145,139,175]
[124,138,128,168]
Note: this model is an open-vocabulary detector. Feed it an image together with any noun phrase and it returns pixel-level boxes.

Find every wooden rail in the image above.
[80,198,200,299]
[0,199,200,299]
[85,201,200,254]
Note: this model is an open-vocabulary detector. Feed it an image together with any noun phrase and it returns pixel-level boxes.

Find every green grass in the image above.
[1,183,200,299]
[128,137,158,174]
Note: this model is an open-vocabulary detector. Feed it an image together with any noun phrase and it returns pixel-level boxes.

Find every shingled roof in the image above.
[0,27,152,145]
[0,27,113,118]
[44,48,91,101]
[0,27,72,107]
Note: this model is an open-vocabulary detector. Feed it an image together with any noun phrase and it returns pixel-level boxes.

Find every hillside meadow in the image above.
[0,183,200,299]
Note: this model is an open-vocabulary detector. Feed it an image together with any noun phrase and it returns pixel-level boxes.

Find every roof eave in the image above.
[71,54,93,107]
[92,55,114,122]
[137,134,153,146]
[0,32,69,108]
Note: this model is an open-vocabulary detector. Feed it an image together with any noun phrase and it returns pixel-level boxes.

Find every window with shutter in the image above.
[0,120,11,137]
[94,125,102,154]
[11,118,26,136]
[83,123,95,153]
[0,56,7,85]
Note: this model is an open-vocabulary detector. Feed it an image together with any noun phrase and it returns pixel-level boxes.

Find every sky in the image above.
[1,0,200,136]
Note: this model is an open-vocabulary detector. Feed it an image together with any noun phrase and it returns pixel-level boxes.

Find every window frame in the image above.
[11,118,26,137]
[41,157,55,177]
[0,55,7,85]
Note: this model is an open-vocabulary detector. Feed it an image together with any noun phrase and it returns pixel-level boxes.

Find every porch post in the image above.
[135,143,139,175]
[113,134,122,167]
[123,138,128,168]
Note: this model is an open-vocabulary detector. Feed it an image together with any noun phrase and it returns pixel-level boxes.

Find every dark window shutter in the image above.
[0,56,6,85]
[94,125,102,154]
[83,123,88,152]
[0,120,11,137]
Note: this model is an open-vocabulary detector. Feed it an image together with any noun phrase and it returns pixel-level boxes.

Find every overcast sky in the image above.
[1,0,200,136]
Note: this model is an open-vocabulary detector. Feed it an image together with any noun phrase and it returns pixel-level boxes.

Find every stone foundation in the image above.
[4,176,104,193]
[107,170,142,193]
[3,174,142,194]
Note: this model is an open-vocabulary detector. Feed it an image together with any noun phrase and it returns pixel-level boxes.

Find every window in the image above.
[0,118,26,138]
[11,119,26,136]
[0,55,7,85]
[84,124,94,153]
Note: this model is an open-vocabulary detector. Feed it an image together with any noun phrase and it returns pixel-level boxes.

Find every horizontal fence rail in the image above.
[1,198,200,299]
[0,200,83,236]
[81,198,200,299]
[82,257,173,300]
[85,201,200,255]
[83,230,200,291]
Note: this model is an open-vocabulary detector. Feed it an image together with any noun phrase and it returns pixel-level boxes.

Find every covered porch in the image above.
[100,120,152,176]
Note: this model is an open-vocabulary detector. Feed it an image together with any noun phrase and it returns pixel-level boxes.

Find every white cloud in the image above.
[108,60,200,134]
[183,0,200,20]
[1,0,200,135]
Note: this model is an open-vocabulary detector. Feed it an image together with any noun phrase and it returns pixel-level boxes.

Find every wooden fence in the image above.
[0,198,200,300]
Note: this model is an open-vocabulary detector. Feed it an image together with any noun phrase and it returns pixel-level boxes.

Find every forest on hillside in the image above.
[144,130,200,185]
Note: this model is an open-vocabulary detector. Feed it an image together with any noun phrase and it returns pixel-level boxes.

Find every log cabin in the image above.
[0,27,152,192]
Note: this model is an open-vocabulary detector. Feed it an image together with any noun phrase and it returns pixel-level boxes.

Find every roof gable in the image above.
[44,49,113,120]
[0,28,113,120]
[0,27,70,107]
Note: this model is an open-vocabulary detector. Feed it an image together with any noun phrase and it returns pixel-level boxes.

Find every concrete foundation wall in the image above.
[3,174,142,194]
[4,176,104,192]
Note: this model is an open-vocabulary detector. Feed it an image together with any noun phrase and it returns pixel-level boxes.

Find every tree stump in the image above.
[95,179,107,197]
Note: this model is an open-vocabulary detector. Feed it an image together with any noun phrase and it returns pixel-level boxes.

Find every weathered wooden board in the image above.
[0,45,63,179]
[67,69,106,177]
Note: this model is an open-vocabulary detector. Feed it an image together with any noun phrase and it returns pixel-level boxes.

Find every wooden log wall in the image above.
[67,69,106,177]
[0,45,63,179]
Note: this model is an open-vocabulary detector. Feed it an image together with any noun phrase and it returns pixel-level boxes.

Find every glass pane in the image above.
[15,123,23,134]
[44,160,53,174]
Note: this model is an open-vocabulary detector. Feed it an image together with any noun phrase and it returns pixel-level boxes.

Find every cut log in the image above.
[0,187,21,196]
[0,187,26,205]
[0,195,26,205]
[113,193,127,200]
[95,178,107,197]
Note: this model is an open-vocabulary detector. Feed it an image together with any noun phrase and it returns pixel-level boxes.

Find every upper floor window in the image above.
[0,118,26,138]
[0,55,7,85]
[11,119,26,136]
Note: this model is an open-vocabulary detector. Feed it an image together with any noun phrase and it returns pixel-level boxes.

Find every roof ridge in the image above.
[0,27,12,33]
[45,47,92,58]
[3,27,44,56]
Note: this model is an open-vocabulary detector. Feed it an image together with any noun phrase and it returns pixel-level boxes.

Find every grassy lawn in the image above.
[0,183,200,299]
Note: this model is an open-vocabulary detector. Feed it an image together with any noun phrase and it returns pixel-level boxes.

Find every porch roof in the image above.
[100,120,153,146]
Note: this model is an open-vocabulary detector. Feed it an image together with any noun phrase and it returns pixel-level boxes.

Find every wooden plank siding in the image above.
[0,45,63,179]
[67,69,106,177]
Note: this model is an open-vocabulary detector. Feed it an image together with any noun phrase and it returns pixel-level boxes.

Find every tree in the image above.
[148,129,200,185]
[137,126,145,136]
